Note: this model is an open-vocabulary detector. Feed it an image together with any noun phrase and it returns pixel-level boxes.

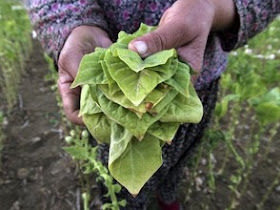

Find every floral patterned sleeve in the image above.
[25,0,109,61]
[220,0,280,51]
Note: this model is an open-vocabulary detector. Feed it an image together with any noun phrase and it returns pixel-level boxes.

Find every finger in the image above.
[177,43,203,84]
[57,25,113,125]
[176,36,208,73]
[58,77,84,125]
[57,46,84,125]
[59,45,84,80]
[128,21,191,58]
[98,37,113,49]
[58,45,84,125]
[58,28,112,79]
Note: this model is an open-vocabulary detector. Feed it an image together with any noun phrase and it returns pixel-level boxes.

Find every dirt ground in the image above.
[0,41,78,210]
[180,139,280,210]
[0,41,279,210]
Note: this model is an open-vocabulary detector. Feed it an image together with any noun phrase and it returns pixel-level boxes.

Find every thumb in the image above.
[128,23,188,58]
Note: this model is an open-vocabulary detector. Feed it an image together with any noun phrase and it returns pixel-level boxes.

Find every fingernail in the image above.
[133,41,148,55]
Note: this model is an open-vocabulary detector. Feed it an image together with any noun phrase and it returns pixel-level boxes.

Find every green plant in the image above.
[44,17,280,210]
[181,17,280,210]
[44,56,126,210]
[0,0,32,110]
[64,130,126,210]
[72,23,203,195]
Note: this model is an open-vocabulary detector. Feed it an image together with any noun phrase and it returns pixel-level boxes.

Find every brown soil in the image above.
[0,41,78,210]
[180,140,280,210]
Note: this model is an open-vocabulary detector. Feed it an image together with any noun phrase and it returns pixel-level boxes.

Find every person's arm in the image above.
[219,0,280,51]
[128,0,237,72]
[25,0,110,61]
[25,0,112,125]
[128,0,280,72]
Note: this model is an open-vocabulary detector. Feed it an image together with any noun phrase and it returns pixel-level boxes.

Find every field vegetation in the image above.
[0,1,279,209]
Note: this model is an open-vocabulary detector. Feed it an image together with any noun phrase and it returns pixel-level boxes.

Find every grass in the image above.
[0,0,32,111]
[180,16,280,210]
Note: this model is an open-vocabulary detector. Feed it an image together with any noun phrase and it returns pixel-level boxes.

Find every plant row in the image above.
[0,0,32,110]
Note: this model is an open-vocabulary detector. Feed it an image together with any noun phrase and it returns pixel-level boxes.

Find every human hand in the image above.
[58,26,112,125]
[129,0,236,77]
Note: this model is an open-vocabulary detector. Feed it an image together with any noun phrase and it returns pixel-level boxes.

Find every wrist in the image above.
[210,0,237,31]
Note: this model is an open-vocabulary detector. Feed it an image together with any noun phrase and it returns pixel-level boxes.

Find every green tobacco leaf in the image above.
[99,83,146,117]
[109,42,127,56]
[63,146,88,160]
[100,84,172,118]
[147,121,180,142]
[250,87,280,106]
[148,88,178,115]
[105,50,177,106]
[109,133,162,195]
[255,102,280,125]
[114,48,142,71]
[249,88,280,125]
[164,61,190,97]
[83,113,111,144]
[117,23,157,46]
[264,88,280,104]
[215,94,239,119]
[144,85,172,108]
[149,58,177,78]
[71,49,107,88]
[105,50,160,106]
[160,84,203,123]
[71,23,204,196]
[250,88,280,125]
[236,70,267,100]
[100,60,114,85]
[79,85,102,116]
[116,48,176,72]
[109,123,133,166]
[132,23,157,36]
[97,90,169,139]
[159,140,166,148]
[117,31,128,41]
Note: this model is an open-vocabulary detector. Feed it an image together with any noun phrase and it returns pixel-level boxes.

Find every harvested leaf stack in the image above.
[71,24,203,195]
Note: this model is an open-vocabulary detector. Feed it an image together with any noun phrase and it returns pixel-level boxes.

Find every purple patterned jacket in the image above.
[25,0,280,90]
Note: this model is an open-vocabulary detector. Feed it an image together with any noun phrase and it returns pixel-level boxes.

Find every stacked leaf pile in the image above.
[71,24,203,195]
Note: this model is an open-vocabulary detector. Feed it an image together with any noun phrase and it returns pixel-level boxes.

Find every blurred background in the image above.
[0,0,279,209]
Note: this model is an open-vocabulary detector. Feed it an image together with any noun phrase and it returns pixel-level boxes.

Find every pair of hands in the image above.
[58,0,236,125]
